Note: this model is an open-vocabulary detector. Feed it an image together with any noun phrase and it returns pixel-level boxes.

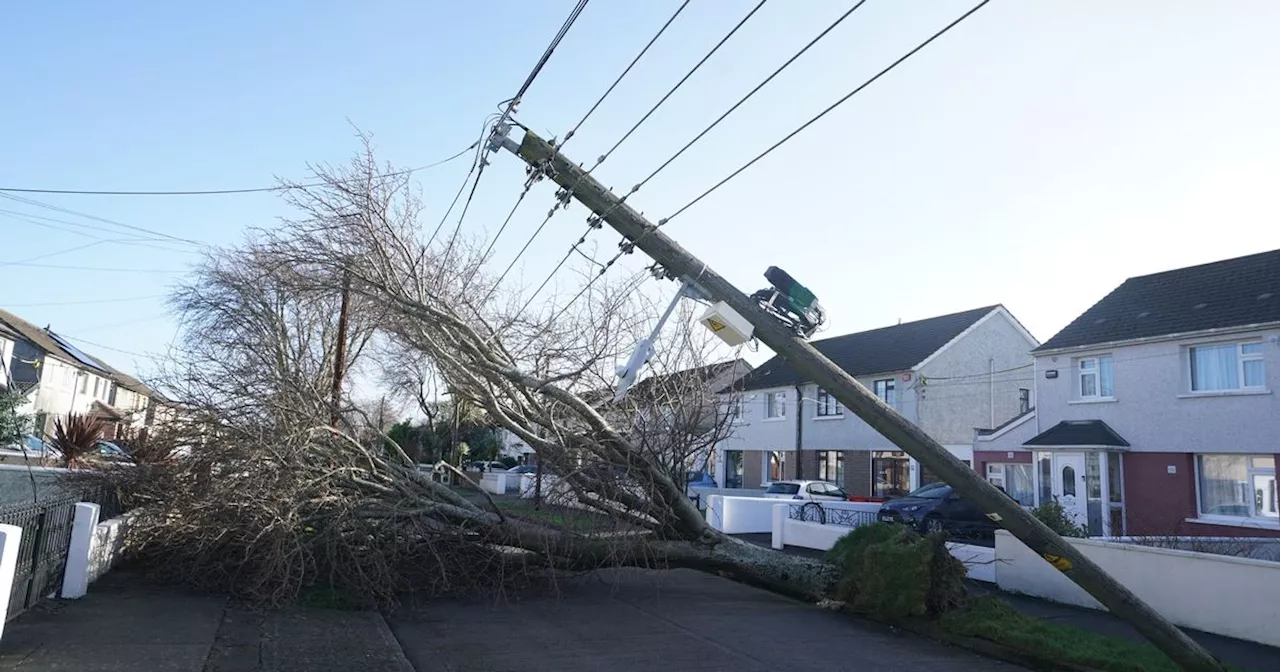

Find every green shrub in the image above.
[827,522,968,619]
[1031,498,1086,538]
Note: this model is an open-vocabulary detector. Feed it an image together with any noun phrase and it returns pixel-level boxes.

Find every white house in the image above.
[975,249,1280,538]
[715,305,1038,498]
[0,309,152,441]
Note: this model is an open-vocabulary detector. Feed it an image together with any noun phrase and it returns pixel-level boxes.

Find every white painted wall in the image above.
[1032,327,1280,454]
[706,495,782,534]
[995,530,1280,646]
[0,524,21,638]
[767,502,996,583]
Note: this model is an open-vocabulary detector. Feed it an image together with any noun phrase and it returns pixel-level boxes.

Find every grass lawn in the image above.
[492,498,621,532]
[939,596,1229,672]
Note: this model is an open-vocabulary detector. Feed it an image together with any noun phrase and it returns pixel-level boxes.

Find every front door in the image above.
[1052,453,1087,527]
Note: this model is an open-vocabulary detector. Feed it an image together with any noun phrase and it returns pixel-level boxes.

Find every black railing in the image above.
[0,487,122,621]
[788,501,878,529]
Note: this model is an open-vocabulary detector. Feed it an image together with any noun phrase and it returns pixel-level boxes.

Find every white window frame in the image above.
[1194,454,1277,523]
[726,398,745,424]
[872,379,896,407]
[764,391,786,421]
[986,462,1035,507]
[1077,354,1113,400]
[814,388,842,418]
[1187,341,1267,393]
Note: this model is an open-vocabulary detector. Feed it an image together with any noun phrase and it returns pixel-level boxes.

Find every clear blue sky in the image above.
[3,0,1279,381]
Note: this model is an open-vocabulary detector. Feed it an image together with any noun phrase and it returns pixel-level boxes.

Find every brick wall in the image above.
[843,450,872,497]
[1122,452,1280,537]
[743,451,763,489]
[973,449,1032,481]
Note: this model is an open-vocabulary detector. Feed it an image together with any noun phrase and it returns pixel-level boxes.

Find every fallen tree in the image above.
[85,140,835,606]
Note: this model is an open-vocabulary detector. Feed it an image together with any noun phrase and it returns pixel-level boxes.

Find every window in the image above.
[727,398,744,422]
[873,379,896,407]
[1197,455,1277,520]
[1061,465,1077,497]
[764,451,786,483]
[78,373,88,394]
[765,391,785,419]
[725,450,744,489]
[1077,355,1113,398]
[1018,388,1031,414]
[1037,453,1052,504]
[1189,342,1266,392]
[871,450,909,498]
[815,388,842,417]
[816,450,844,484]
[986,463,1034,506]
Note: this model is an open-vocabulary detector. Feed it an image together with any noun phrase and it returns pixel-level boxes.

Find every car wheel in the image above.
[922,516,945,535]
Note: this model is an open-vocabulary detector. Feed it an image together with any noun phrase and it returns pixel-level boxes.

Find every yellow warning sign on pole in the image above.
[706,318,726,332]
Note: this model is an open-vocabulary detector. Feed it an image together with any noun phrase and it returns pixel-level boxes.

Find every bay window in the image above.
[1189,342,1266,392]
[871,450,909,498]
[986,463,1034,506]
[764,451,787,483]
[1196,454,1277,521]
[816,450,844,484]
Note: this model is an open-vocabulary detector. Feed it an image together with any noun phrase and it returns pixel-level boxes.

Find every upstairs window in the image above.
[1018,388,1031,414]
[764,391,785,419]
[815,388,842,417]
[873,379,896,407]
[1078,355,1114,398]
[1189,342,1266,392]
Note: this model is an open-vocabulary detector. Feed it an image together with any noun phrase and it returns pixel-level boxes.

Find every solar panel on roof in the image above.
[46,332,108,372]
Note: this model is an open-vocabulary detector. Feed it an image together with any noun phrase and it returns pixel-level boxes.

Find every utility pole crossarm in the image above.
[496,129,1224,672]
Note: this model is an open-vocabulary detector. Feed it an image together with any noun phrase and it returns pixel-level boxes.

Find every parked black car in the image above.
[876,483,997,539]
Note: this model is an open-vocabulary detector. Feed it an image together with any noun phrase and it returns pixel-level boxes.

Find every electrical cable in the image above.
[662,0,991,224]
[633,0,870,195]
[593,0,767,166]
[1,262,185,273]
[495,0,979,334]
[0,143,478,196]
[502,0,591,125]
[0,193,205,246]
[562,0,690,148]
[0,294,168,308]
[489,0,759,313]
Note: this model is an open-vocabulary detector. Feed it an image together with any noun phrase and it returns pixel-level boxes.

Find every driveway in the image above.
[388,568,1022,671]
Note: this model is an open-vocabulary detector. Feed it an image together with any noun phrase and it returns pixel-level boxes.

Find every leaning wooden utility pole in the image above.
[330,270,352,429]
[492,128,1224,672]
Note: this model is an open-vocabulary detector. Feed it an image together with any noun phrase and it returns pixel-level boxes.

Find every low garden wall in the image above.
[995,530,1280,647]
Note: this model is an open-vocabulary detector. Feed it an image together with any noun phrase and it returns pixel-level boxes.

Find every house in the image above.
[623,359,752,476]
[0,309,155,441]
[716,305,1038,497]
[974,249,1280,538]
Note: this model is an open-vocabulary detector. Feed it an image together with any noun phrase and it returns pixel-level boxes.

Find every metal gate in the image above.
[0,490,116,621]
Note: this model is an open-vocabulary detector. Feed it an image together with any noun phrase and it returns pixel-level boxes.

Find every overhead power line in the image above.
[0,193,205,246]
[562,0,691,147]
[0,294,168,308]
[2,262,185,273]
[663,0,991,224]
[0,142,477,196]
[490,0,754,312]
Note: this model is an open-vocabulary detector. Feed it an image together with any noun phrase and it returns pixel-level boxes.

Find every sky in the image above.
[3,0,1280,385]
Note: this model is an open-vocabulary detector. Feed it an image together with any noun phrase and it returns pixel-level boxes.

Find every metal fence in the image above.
[0,488,121,621]
[788,501,878,528]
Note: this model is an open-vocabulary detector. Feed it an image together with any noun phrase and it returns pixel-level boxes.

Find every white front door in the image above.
[1052,453,1088,527]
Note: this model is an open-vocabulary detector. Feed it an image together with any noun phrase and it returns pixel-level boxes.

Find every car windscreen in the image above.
[907,484,951,499]
[765,483,800,495]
